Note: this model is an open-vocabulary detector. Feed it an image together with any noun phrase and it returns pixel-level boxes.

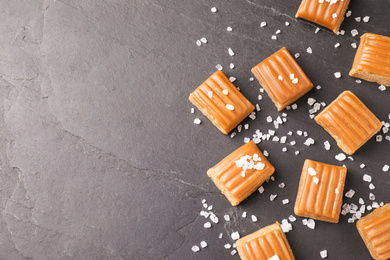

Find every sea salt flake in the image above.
[231,231,240,241]
[278,182,285,188]
[335,188,339,194]
[307,47,312,54]
[369,183,375,190]
[216,64,223,70]
[324,141,331,150]
[228,48,235,56]
[292,78,298,84]
[196,40,201,46]
[276,29,281,34]
[345,189,355,198]
[289,215,296,222]
[285,21,290,26]
[307,219,316,229]
[294,53,300,59]
[191,108,195,114]
[231,250,237,255]
[379,85,386,91]
[308,167,317,176]
[383,165,389,172]
[260,22,267,27]
[369,193,375,201]
[258,186,265,194]
[200,241,207,248]
[251,215,258,222]
[351,29,359,37]
[334,72,341,78]
[360,164,365,168]
[355,17,361,22]
[227,26,233,31]
[346,10,352,17]
[308,98,316,106]
[224,215,230,221]
[363,16,370,23]
[320,250,328,258]
[230,63,235,69]
[271,35,277,40]
[351,43,357,48]
[194,118,201,125]
[270,194,277,201]
[282,199,289,204]
[335,153,346,161]
[211,7,217,13]
[363,174,372,182]
[204,222,211,228]
[224,243,231,249]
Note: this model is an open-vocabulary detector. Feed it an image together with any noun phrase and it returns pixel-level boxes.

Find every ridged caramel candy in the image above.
[294,159,347,223]
[315,91,382,155]
[350,33,390,87]
[357,204,390,260]
[236,222,295,260]
[252,47,313,111]
[189,71,254,134]
[207,141,275,206]
[296,0,351,33]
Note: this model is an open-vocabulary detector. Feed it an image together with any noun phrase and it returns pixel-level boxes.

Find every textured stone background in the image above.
[0,0,389,259]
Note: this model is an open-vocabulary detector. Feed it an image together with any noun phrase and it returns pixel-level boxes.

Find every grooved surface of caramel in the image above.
[189,71,254,134]
[350,33,390,86]
[207,141,275,206]
[236,222,295,260]
[357,204,390,260]
[251,47,313,111]
[296,0,350,33]
[315,91,382,155]
[294,159,347,223]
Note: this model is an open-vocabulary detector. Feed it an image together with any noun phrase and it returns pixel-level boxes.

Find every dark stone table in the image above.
[1,0,389,259]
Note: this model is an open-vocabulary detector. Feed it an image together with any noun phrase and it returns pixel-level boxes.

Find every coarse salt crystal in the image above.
[307,47,312,54]
[216,64,223,70]
[363,174,372,182]
[222,89,229,95]
[278,75,283,81]
[308,167,317,176]
[242,212,247,218]
[196,40,201,46]
[231,231,240,240]
[334,72,341,78]
[270,194,277,201]
[191,108,195,114]
[268,255,280,260]
[335,153,346,161]
[334,42,340,48]
[271,35,277,40]
[282,199,289,204]
[231,250,237,255]
[294,53,300,59]
[224,215,230,221]
[308,98,316,106]
[211,7,217,13]
[226,104,234,110]
[251,215,258,222]
[313,177,319,184]
[379,85,386,91]
[258,186,264,194]
[260,22,267,27]
[200,241,207,248]
[224,243,231,249]
[292,104,298,109]
[360,164,365,168]
[351,29,359,37]
[289,215,296,222]
[320,250,328,258]
[307,219,315,229]
[315,27,320,33]
[192,245,200,252]
[369,183,375,190]
[335,188,339,194]
[383,165,389,172]
[292,78,298,84]
[194,118,201,125]
[369,193,375,201]
[351,43,357,48]
[276,29,281,34]
[278,182,286,188]
[227,26,233,31]
[363,16,370,23]
[249,77,254,81]
[285,21,290,26]
[346,10,352,17]
[228,48,235,56]
[204,222,211,228]
[332,13,337,18]
[355,17,361,22]
[324,141,331,150]
[219,233,223,239]
[345,189,355,198]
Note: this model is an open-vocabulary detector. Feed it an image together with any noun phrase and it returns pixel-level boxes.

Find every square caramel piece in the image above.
[357,204,390,260]
[296,0,350,33]
[315,91,382,155]
[251,47,313,111]
[350,33,390,87]
[294,159,347,223]
[189,71,254,134]
[236,222,295,260]
[207,140,275,206]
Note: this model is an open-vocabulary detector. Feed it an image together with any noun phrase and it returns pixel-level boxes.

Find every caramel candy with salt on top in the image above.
[296,0,351,33]
[189,71,254,135]
[357,204,390,260]
[294,159,347,223]
[315,91,382,155]
[236,222,295,260]
[350,33,390,87]
[207,140,274,206]
[251,47,313,111]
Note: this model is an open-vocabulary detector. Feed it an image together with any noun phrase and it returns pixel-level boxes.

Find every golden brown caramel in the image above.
[207,141,275,206]
[189,71,254,134]
[357,204,390,260]
[296,0,351,33]
[294,159,347,223]
[252,47,313,111]
[350,33,390,86]
[236,222,295,260]
[315,91,382,155]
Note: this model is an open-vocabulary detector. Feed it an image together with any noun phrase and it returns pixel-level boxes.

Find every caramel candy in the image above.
[315,91,382,155]
[296,0,350,33]
[251,47,313,111]
[294,159,347,223]
[350,33,390,87]
[357,204,390,260]
[207,140,275,206]
[236,222,295,260]
[189,71,254,134]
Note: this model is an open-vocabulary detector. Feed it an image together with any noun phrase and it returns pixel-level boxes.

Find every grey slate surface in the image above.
[0,0,389,259]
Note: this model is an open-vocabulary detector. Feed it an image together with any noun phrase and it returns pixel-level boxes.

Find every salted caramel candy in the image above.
[189,71,254,134]
[251,47,313,111]
[236,222,295,260]
[357,204,390,260]
[315,91,382,155]
[207,141,275,206]
[350,33,390,87]
[296,0,351,33]
[294,159,347,223]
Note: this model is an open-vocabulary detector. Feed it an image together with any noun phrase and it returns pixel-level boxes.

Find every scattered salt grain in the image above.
[320,250,328,258]
[200,241,207,248]
[289,215,296,222]
[383,165,389,172]
[196,40,201,46]
[224,215,230,221]
[307,219,316,229]
[355,17,361,22]
[192,245,200,252]
[231,250,237,255]
[249,77,254,81]
[268,254,280,260]
[304,138,315,146]
[345,189,355,198]
[282,199,290,204]
[258,186,265,194]
[231,231,240,241]
[369,193,375,201]
[335,188,339,194]
[351,43,357,48]
[308,167,317,176]
[313,177,319,184]
[222,89,229,95]
[191,108,195,114]
[379,85,386,91]
[204,222,211,228]
[227,26,233,31]
[278,182,286,188]
[332,13,337,18]
[219,233,223,239]
[346,10,352,17]
[363,16,370,23]
[369,183,375,190]
[285,21,290,26]
[334,72,341,78]
[308,98,316,106]
[211,7,217,13]
[292,104,298,109]
[242,212,247,218]
[251,215,258,222]
[307,47,313,54]
[194,118,201,125]
[356,79,362,84]
[335,153,346,161]
[271,35,277,40]
[260,22,267,27]
[294,53,300,59]
[363,174,372,182]
[224,243,231,249]
[230,63,235,69]
[351,29,359,37]
[324,141,331,150]
[278,75,283,81]
[276,29,281,34]
[270,194,278,201]
[216,64,223,70]
[228,48,235,56]
[315,27,320,34]
[292,78,298,84]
